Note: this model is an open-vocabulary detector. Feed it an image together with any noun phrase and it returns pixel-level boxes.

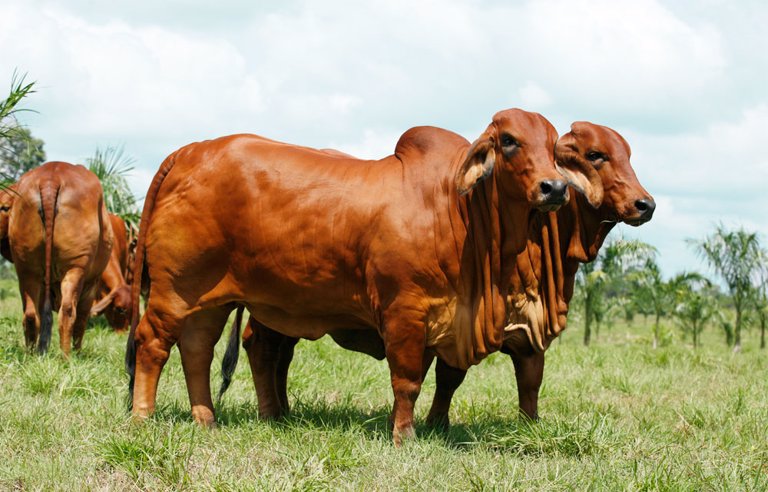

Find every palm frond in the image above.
[86,146,140,226]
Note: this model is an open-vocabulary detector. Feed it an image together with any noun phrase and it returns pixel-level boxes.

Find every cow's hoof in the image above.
[192,406,216,428]
[393,424,416,447]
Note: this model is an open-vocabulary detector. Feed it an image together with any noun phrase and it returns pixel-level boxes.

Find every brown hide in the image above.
[92,213,132,330]
[9,162,113,355]
[128,109,584,441]
[0,184,18,262]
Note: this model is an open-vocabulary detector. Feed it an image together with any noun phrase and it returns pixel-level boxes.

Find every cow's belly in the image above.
[244,302,375,341]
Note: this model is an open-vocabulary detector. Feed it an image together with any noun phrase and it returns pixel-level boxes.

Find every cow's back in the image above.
[10,162,112,280]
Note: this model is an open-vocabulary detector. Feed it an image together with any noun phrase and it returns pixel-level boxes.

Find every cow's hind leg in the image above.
[20,286,41,350]
[58,267,86,357]
[72,284,97,351]
[131,305,182,420]
[243,318,295,419]
[425,358,467,430]
[178,306,230,426]
[275,332,299,414]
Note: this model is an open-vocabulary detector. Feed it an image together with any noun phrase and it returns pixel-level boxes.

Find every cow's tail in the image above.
[125,152,178,408]
[217,305,244,404]
[37,182,60,355]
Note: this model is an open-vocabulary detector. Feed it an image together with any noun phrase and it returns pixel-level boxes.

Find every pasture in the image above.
[0,277,766,490]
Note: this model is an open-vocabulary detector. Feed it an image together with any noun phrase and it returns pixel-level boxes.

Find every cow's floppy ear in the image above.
[555,131,604,208]
[456,131,496,195]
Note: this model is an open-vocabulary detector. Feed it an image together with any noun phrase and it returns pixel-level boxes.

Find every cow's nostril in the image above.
[635,198,656,215]
[540,181,553,195]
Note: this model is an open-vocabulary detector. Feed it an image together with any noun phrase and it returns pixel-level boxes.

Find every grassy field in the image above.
[0,278,767,491]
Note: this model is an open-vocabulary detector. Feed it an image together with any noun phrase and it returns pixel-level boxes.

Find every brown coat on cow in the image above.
[8,162,114,355]
[91,213,133,331]
[0,184,18,261]
[127,109,599,444]
[422,122,656,427]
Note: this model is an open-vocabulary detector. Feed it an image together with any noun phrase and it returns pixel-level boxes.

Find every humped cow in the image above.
[127,109,604,444]
[221,121,656,430]
[8,162,114,355]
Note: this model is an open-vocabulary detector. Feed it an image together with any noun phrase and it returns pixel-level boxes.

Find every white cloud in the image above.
[1,0,766,275]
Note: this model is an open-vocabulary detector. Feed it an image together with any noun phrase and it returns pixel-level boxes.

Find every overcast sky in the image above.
[2,0,766,277]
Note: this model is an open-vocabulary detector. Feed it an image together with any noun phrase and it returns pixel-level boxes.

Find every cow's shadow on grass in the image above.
[154,398,605,456]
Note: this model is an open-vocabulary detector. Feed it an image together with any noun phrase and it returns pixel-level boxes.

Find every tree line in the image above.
[576,231,767,351]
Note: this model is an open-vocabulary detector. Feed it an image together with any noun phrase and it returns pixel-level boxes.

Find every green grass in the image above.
[0,278,767,490]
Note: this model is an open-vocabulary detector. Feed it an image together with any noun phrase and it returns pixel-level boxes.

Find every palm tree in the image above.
[1,72,37,185]
[671,273,715,348]
[0,72,35,140]
[576,238,656,346]
[632,258,678,349]
[86,146,140,227]
[689,225,764,352]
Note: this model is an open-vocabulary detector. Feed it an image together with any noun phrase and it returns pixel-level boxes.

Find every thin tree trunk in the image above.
[760,312,766,349]
[583,294,591,346]
[653,314,660,349]
[734,307,742,353]
[693,321,698,349]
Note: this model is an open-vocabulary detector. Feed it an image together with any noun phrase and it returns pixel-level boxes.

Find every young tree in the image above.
[576,238,656,345]
[86,146,140,226]
[672,273,715,348]
[690,225,764,352]
[632,258,677,349]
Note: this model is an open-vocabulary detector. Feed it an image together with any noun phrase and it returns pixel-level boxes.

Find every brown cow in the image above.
[226,122,656,429]
[91,213,133,331]
[127,109,599,444]
[9,162,113,355]
[423,121,655,427]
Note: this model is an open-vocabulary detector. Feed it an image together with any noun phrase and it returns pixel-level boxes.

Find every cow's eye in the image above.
[0,206,9,212]
[586,151,605,162]
[501,134,519,148]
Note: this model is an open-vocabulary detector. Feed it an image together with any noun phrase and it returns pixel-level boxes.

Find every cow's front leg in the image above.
[425,358,467,430]
[511,351,545,420]
[383,315,426,446]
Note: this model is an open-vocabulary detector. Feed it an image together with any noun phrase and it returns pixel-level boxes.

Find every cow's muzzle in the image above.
[536,179,568,211]
[625,198,656,226]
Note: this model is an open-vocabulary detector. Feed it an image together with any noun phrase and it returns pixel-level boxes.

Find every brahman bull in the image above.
[223,121,656,430]
[91,213,133,331]
[9,162,114,355]
[127,109,600,444]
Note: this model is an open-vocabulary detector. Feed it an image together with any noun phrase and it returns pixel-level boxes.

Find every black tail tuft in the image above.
[37,296,53,355]
[125,332,136,410]
[217,306,243,405]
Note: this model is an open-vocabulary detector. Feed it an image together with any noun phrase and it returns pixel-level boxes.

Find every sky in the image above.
[1,0,766,277]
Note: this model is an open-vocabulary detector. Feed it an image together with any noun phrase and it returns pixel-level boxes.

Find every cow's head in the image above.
[92,284,132,331]
[456,108,569,212]
[555,122,655,226]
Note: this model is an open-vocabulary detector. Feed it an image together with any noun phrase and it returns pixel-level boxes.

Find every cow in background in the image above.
[9,161,113,355]
[91,213,133,331]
